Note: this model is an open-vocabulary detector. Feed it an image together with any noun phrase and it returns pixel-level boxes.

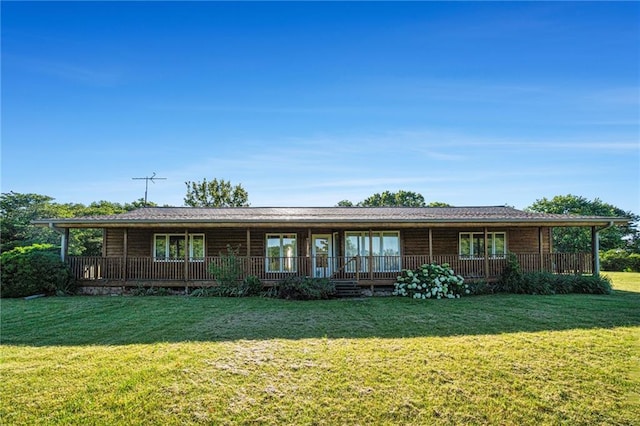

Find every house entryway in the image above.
[312,234,333,278]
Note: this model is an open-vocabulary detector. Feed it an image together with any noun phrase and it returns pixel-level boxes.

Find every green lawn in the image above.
[1,273,639,425]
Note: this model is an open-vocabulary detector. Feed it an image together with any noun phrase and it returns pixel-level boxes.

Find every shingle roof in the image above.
[34,206,629,228]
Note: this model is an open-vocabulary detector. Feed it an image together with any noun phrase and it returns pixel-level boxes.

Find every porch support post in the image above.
[483,227,489,280]
[60,228,69,262]
[368,229,374,282]
[539,227,544,272]
[592,226,600,275]
[308,228,312,277]
[428,228,433,263]
[184,229,189,281]
[246,228,251,278]
[246,228,251,257]
[122,228,128,282]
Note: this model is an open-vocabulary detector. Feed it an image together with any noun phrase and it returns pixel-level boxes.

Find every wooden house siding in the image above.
[508,227,550,254]
[432,229,459,254]
[400,229,470,256]
[401,227,551,256]
[128,229,152,257]
[105,229,124,257]
[207,228,247,256]
[399,229,428,255]
[106,226,552,259]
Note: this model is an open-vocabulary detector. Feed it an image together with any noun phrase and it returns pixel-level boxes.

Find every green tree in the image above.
[336,190,452,207]
[359,190,426,207]
[0,192,62,252]
[184,178,249,207]
[427,201,452,207]
[65,200,158,256]
[527,194,637,253]
[1,244,76,297]
[66,201,127,256]
[125,198,157,210]
[1,193,159,255]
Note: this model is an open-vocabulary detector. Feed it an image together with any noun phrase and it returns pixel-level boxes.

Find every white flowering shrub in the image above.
[393,263,468,300]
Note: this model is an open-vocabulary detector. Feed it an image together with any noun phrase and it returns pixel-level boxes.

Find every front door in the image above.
[312,234,333,278]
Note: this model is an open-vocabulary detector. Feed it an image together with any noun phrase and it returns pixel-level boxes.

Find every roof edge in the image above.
[33,217,631,228]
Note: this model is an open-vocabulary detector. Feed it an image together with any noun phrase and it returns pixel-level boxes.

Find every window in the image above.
[459,232,506,258]
[266,234,297,272]
[154,234,205,261]
[345,231,400,272]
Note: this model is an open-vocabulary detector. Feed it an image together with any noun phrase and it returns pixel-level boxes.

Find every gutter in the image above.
[593,221,615,275]
[48,223,69,262]
[34,217,630,228]
[48,222,64,235]
[596,220,616,234]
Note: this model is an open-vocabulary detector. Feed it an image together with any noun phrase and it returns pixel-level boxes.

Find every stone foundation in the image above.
[77,286,125,296]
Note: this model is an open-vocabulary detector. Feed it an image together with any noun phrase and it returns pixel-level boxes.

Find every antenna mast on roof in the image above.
[132,172,166,206]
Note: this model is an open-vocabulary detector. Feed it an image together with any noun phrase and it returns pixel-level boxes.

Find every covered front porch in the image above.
[67,252,595,288]
[37,205,620,291]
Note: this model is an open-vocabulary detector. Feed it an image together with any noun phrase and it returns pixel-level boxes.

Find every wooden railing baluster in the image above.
[66,253,595,283]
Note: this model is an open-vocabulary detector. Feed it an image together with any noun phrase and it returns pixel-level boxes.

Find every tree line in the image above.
[336,191,638,254]
[1,181,638,257]
[0,192,158,255]
[336,190,450,207]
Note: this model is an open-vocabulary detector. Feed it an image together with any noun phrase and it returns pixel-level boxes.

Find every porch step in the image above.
[332,280,362,298]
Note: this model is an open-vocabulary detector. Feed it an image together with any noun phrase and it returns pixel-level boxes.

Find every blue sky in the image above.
[2,2,639,213]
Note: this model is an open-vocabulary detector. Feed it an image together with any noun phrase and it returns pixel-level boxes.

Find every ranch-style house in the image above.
[35,206,628,290]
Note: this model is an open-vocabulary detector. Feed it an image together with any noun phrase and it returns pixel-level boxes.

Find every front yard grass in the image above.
[1,272,639,425]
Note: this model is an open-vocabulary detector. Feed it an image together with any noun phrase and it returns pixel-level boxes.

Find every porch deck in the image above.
[68,253,594,287]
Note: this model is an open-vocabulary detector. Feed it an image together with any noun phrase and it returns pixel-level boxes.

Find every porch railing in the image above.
[67,253,593,283]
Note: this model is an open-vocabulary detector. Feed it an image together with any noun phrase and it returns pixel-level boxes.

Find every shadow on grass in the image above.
[1,291,639,346]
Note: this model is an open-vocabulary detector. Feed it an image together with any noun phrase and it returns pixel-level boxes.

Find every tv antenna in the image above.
[132,172,166,206]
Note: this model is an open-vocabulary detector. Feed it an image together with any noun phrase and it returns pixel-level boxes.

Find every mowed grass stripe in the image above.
[1,272,638,425]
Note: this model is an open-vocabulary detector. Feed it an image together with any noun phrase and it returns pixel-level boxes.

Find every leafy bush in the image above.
[1,244,76,298]
[600,249,640,272]
[191,275,263,297]
[209,244,244,285]
[268,276,336,300]
[499,271,611,295]
[217,275,263,297]
[204,245,263,297]
[393,263,467,300]
[241,275,263,296]
[516,272,560,295]
[567,274,612,294]
[190,286,218,297]
[497,253,525,293]
[130,285,170,296]
[497,254,612,295]
[600,249,629,272]
[517,271,556,295]
[465,280,497,295]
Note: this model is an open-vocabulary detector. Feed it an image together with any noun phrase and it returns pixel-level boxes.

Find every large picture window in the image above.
[266,234,297,272]
[154,234,205,261]
[459,232,506,259]
[345,231,400,272]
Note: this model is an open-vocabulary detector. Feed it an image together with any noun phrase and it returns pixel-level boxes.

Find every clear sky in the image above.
[2,2,639,213]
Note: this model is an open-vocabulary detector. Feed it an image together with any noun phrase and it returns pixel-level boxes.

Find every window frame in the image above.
[344,231,401,272]
[153,233,205,262]
[265,233,298,273]
[458,232,506,259]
